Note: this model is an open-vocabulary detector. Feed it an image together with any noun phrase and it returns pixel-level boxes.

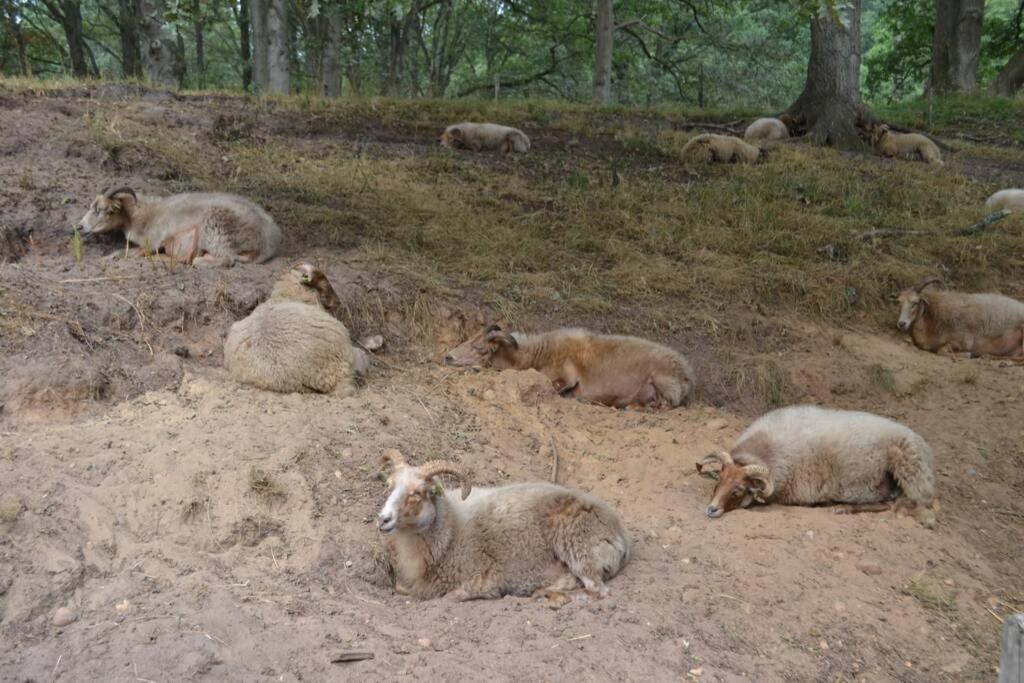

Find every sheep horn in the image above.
[380,448,407,470]
[417,460,473,500]
[696,450,733,478]
[105,186,137,201]
[742,464,774,501]
[915,277,943,294]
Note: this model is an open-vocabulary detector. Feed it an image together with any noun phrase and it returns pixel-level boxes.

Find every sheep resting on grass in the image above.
[680,133,764,164]
[869,124,943,166]
[439,123,531,154]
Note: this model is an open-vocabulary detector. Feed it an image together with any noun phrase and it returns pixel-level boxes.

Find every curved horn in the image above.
[696,450,733,478]
[380,448,407,470]
[417,460,473,500]
[915,277,942,294]
[105,186,137,201]
[742,464,774,500]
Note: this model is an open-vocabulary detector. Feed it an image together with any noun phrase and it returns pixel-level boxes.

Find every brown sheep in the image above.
[897,278,1024,359]
[439,123,531,154]
[679,133,764,164]
[444,325,695,409]
[76,187,282,267]
[870,124,943,166]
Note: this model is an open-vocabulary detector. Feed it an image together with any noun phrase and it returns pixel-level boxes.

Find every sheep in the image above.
[75,186,282,267]
[443,325,696,409]
[696,405,937,526]
[679,133,764,164]
[896,278,1024,359]
[376,448,630,601]
[744,117,789,142]
[224,264,368,394]
[870,124,943,166]
[984,189,1024,213]
[439,123,531,154]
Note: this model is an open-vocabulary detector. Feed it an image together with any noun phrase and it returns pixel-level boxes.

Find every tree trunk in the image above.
[191,0,206,88]
[592,0,613,104]
[992,49,1024,95]
[267,0,289,94]
[323,10,343,97]
[787,0,867,149]
[238,0,252,91]
[385,10,405,95]
[931,0,985,94]
[117,0,142,78]
[48,0,89,77]
[3,2,32,76]
[138,0,181,87]
[249,0,269,91]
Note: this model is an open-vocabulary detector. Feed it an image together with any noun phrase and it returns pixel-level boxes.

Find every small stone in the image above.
[819,640,829,650]
[805,530,815,540]
[416,637,432,649]
[52,607,77,627]
[115,599,130,612]
[482,390,496,401]
[173,346,190,358]
[706,419,728,430]
[688,667,703,678]
[943,578,955,587]
[856,561,883,576]
[335,470,342,479]
[345,560,353,568]
[833,601,847,613]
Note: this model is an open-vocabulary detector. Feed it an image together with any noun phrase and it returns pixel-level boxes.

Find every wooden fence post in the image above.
[1000,614,1024,683]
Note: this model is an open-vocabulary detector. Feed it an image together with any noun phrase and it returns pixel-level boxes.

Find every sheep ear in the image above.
[485,329,518,349]
[695,457,722,480]
[450,127,462,139]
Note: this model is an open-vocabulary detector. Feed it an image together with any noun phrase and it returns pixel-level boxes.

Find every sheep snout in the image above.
[706,504,723,518]
[378,511,397,533]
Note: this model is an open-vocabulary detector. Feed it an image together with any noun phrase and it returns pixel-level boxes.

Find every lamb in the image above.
[870,124,943,165]
[679,133,763,164]
[439,123,531,154]
[224,264,368,395]
[744,117,789,142]
[896,278,1024,359]
[443,325,696,409]
[376,448,630,601]
[696,405,937,526]
[75,186,282,267]
[984,189,1024,213]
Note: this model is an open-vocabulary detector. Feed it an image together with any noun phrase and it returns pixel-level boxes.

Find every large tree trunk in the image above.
[266,0,289,93]
[3,2,32,76]
[592,0,613,104]
[992,49,1024,95]
[191,0,206,88]
[930,0,985,94]
[138,0,181,87]
[238,0,252,91]
[385,10,406,95]
[787,0,867,149]
[42,0,89,77]
[117,0,142,78]
[249,0,269,91]
[323,11,343,97]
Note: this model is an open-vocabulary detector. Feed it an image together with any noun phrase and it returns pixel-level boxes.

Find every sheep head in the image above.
[439,126,464,149]
[377,449,472,535]
[76,186,138,235]
[896,277,942,332]
[442,323,516,368]
[697,451,774,518]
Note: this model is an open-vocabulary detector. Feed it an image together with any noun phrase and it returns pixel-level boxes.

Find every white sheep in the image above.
[696,405,937,526]
[870,124,943,166]
[897,278,1024,359]
[984,189,1024,213]
[377,449,630,601]
[744,117,789,142]
[679,133,763,164]
[76,187,282,267]
[224,264,368,394]
[439,123,531,154]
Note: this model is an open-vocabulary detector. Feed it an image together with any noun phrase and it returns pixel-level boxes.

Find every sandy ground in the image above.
[1,85,1023,682]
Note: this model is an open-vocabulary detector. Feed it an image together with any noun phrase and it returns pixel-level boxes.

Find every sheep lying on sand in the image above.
[439,123,531,154]
[76,186,282,267]
[870,124,943,166]
[680,133,763,164]
[377,449,630,601]
[897,278,1024,359]
[697,405,937,526]
[224,264,369,394]
[444,325,695,409]
[984,189,1024,213]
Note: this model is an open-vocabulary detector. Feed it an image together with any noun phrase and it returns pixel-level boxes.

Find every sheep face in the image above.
[377,450,472,534]
[439,127,463,149]
[696,452,772,518]
[76,188,137,235]
[897,289,924,332]
[443,324,515,367]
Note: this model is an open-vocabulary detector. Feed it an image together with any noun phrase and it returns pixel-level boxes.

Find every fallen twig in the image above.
[566,634,592,642]
[986,607,1004,624]
[59,275,138,284]
[331,651,374,663]
[858,228,936,240]
[953,209,1011,236]
[994,508,1024,520]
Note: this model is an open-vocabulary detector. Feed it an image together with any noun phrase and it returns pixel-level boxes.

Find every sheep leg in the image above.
[193,253,236,268]
[832,502,892,515]
[449,575,502,602]
[886,438,937,528]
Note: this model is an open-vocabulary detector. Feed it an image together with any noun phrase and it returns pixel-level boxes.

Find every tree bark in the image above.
[592,0,613,104]
[3,2,32,76]
[41,0,89,77]
[323,10,343,96]
[787,0,867,149]
[191,0,206,88]
[238,0,252,91]
[138,0,181,87]
[930,0,985,94]
[249,0,269,91]
[992,49,1024,95]
[266,0,289,93]
[117,0,142,78]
